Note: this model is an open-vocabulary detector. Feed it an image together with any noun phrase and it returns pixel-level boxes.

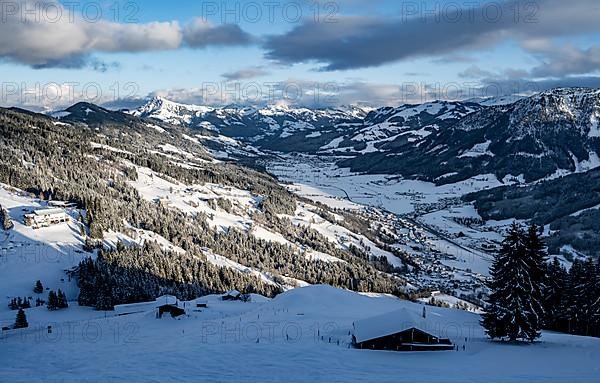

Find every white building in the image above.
[24,208,69,229]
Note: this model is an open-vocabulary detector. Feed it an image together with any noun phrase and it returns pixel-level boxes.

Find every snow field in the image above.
[1,285,599,383]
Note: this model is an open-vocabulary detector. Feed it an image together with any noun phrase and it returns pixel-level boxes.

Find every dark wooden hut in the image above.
[352,308,454,351]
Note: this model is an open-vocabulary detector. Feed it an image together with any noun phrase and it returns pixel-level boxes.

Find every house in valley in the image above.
[352,308,454,351]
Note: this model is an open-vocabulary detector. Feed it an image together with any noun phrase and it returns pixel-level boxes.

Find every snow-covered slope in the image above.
[0,184,86,323]
[342,88,600,184]
[1,284,599,383]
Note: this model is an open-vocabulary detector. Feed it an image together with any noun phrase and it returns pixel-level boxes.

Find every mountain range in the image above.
[126,88,600,185]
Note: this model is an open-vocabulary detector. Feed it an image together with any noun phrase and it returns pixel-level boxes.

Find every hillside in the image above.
[341,88,600,184]
[0,105,414,309]
[464,168,600,257]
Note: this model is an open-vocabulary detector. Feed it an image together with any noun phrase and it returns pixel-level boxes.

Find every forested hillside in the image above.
[464,169,600,257]
[0,106,404,310]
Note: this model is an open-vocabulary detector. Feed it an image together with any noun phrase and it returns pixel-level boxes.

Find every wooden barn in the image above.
[157,304,185,318]
[352,308,454,351]
[155,295,185,319]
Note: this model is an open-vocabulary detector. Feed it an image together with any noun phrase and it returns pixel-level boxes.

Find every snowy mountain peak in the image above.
[133,97,215,125]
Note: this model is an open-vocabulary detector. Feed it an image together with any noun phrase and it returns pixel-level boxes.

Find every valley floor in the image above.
[1,285,598,383]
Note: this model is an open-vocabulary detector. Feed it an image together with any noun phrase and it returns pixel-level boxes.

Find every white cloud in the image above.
[0,1,252,69]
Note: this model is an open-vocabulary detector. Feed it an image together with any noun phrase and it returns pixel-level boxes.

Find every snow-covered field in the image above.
[266,154,503,216]
[1,285,598,383]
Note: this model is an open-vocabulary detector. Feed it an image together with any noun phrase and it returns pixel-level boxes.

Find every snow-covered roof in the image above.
[114,300,156,314]
[155,295,178,306]
[224,290,241,297]
[32,208,65,216]
[353,308,446,343]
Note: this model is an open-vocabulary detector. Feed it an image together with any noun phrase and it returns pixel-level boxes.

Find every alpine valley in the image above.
[1,87,600,382]
[131,87,600,260]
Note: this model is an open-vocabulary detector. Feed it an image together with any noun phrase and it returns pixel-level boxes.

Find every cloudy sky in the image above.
[1,0,599,110]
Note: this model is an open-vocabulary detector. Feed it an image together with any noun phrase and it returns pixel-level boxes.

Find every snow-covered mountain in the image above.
[132,96,217,126]
[341,88,600,184]
[129,88,600,184]
[132,97,370,143]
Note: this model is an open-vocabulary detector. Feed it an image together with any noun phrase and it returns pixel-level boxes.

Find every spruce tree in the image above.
[0,204,13,231]
[57,289,69,309]
[482,223,543,342]
[14,308,28,329]
[34,280,44,294]
[575,258,600,336]
[47,291,58,311]
[567,260,588,334]
[95,275,114,311]
[524,224,547,333]
[543,258,569,330]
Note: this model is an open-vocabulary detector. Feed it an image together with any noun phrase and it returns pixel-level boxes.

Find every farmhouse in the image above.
[352,308,454,351]
[24,208,69,229]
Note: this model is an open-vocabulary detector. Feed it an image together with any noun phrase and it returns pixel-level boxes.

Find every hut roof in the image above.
[353,307,445,343]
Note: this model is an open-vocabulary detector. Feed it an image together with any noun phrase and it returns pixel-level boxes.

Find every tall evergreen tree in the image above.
[482,223,543,342]
[0,204,13,231]
[47,291,58,311]
[14,308,28,329]
[33,280,44,294]
[94,273,115,311]
[543,258,569,330]
[57,289,69,309]
[575,258,600,336]
[524,224,547,332]
[567,259,588,334]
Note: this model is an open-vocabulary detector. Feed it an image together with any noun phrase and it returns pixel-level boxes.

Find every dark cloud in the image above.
[263,0,600,71]
[183,20,254,48]
[221,67,270,81]
[526,42,600,78]
[28,55,120,72]
[458,65,495,79]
